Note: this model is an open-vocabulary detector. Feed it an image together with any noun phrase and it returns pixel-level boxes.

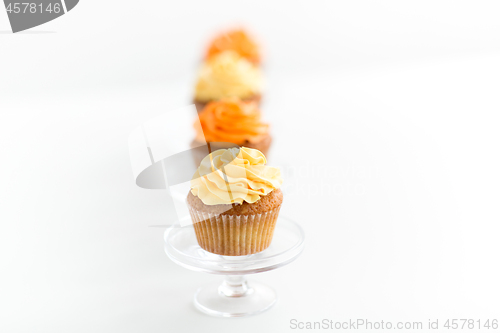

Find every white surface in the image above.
[1,1,500,332]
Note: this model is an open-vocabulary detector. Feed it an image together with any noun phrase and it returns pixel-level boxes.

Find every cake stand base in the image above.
[194,275,277,317]
[165,216,304,317]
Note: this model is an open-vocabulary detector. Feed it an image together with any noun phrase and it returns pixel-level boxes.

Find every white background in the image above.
[1,1,500,332]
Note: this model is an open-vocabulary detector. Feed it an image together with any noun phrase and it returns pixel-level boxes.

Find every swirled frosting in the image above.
[194,51,263,102]
[206,29,261,64]
[194,98,269,144]
[190,147,282,205]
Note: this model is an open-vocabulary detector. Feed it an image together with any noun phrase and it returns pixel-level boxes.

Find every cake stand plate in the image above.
[164,216,305,317]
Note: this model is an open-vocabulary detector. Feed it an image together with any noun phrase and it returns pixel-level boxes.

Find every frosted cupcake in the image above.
[187,147,283,256]
[191,98,271,166]
[193,51,263,112]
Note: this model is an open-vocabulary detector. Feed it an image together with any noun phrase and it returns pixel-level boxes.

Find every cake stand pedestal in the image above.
[164,216,305,317]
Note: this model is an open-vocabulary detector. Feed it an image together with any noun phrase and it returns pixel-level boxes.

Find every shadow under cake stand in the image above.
[164,216,305,317]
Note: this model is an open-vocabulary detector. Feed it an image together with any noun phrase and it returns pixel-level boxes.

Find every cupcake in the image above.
[193,50,263,112]
[191,98,271,166]
[205,29,261,65]
[187,147,283,256]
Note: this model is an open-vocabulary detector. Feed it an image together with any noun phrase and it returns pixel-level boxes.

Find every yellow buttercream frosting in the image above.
[194,51,263,102]
[190,147,282,205]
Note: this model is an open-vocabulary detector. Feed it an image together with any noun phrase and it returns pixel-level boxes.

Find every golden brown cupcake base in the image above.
[191,208,280,256]
[187,189,283,256]
[194,94,262,113]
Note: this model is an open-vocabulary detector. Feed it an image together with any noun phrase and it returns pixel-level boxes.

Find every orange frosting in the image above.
[206,29,260,64]
[195,98,269,145]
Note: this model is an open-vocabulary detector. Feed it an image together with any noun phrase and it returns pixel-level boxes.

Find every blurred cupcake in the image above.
[187,147,283,256]
[205,29,261,65]
[191,98,271,166]
[193,51,263,112]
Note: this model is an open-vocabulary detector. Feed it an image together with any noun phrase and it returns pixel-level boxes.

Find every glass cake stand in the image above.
[164,216,305,317]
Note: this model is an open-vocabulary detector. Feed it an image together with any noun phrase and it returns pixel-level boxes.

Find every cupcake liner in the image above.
[188,206,281,256]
